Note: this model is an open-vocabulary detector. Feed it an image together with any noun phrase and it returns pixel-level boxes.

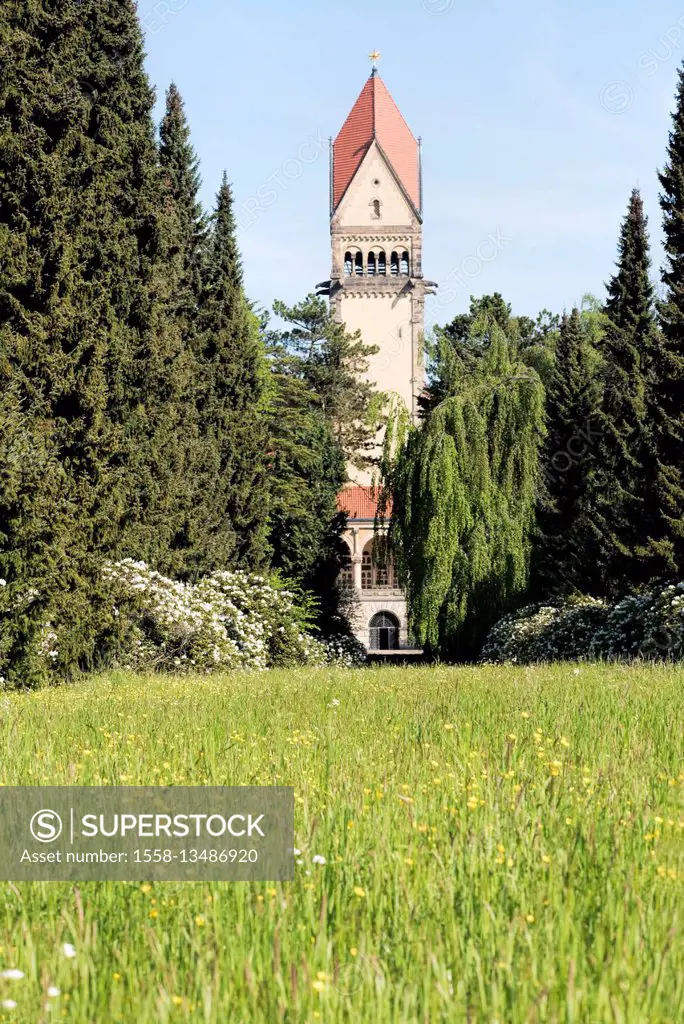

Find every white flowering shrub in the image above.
[321,634,367,668]
[482,583,684,664]
[481,596,608,663]
[100,560,328,673]
[591,583,684,661]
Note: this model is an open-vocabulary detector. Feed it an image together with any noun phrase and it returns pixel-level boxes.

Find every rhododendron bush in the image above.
[0,561,364,687]
[482,583,684,663]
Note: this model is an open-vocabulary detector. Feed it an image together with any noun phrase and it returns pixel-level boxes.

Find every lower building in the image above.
[337,485,419,654]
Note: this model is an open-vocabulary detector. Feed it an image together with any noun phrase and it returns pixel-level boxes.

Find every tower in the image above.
[323,60,434,654]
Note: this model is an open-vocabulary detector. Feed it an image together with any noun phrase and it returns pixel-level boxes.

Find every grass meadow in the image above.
[0,664,682,1023]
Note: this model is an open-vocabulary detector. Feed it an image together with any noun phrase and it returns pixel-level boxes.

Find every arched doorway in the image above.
[369,612,400,651]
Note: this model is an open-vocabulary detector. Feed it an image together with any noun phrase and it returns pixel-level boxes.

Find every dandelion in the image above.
[525,914,535,924]
[194,916,205,927]
[353,886,366,898]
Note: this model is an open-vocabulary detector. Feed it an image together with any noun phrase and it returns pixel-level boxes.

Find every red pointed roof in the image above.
[333,73,420,213]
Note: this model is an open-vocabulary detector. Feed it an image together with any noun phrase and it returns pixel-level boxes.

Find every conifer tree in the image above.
[195,175,270,572]
[271,295,381,471]
[648,68,684,576]
[159,83,208,332]
[532,310,602,596]
[596,189,656,591]
[0,0,195,671]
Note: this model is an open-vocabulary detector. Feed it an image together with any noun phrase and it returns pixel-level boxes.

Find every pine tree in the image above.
[195,175,270,572]
[648,68,684,576]
[271,295,381,472]
[532,310,602,597]
[266,354,345,586]
[383,316,545,656]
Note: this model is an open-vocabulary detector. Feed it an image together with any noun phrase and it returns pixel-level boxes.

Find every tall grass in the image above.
[0,664,682,1022]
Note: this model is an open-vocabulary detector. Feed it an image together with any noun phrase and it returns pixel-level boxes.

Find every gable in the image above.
[334,141,416,227]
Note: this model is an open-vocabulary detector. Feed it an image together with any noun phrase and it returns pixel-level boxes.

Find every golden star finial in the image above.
[369,50,382,70]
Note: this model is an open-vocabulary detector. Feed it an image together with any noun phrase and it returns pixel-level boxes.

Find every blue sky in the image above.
[140,0,684,328]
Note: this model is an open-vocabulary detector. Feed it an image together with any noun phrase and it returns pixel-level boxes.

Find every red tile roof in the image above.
[337,485,392,521]
[333,73,420,213]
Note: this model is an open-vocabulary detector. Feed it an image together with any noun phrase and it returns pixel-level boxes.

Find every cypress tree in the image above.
[0,0,194,673]
[648,67,684,576]
[532,310,602,597]
[195,174,270,572]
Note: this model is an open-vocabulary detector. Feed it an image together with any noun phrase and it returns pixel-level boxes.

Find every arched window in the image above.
[378,251,387,275]
[355,251,364,277]
[369,612,400,651]
[361,539,397,590]
[372,199,381,219]
[400,251,410,275]
[344,252,353,277]
[367,251,376,276]
[390,252,400,276]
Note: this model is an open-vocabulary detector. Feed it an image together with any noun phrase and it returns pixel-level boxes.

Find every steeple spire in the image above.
[332,70,420,214]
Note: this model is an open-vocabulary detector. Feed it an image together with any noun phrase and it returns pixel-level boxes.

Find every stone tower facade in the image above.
[321,69,434,653]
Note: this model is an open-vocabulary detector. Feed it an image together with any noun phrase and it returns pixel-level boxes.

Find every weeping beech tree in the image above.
[381,318,545,657]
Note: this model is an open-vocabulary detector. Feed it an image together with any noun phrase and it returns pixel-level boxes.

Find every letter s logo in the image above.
[30,809,63,843]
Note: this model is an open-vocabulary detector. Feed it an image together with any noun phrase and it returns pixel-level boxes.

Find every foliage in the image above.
[266,352,344,583]
[0,665,682,1020]
[384,316,545,656]
[646,68,684,577]
[597,189,659,591]
[482,581,684,663]
[99,560,325,674]
[481,597,608,664]
[0,0,173,670]
[424,294,558,410]
[194,175,271,573]
[531,309,603,598]
[270,295,381,470]
[266,294,379,634]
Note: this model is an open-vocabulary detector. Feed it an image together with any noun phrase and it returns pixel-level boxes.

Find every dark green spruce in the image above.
[595,189,656,591]
[649,67,684,577]
[532,310,602,597]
